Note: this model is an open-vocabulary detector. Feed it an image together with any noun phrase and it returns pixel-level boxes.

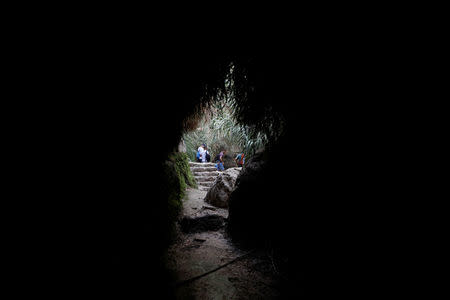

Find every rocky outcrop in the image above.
[177,138,186,153]
[223,154,237,169]
[234,150,266,186]
[204,167,241,208]
[179,215,226,233]
[227,150,268,242]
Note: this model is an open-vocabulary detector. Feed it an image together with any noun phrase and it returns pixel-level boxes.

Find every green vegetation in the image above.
[169,152,197,191]
[183,98,268,162]
[161,152,197,244]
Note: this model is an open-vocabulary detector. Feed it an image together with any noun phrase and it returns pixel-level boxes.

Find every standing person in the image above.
[235,152,245,167]
[214,149,226,171]
[196,144,206,163]
[202,146,211,163]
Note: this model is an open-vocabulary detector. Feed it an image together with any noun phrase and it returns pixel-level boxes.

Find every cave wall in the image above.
[32,53,234,297]
[30,46,398,298]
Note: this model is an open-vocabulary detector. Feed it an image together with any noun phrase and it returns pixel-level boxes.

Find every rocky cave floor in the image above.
[166,187,282,300]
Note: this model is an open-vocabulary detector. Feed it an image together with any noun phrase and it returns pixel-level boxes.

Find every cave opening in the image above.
[20,34,413,299]
[37,54,303,299]
[161,64,291,299]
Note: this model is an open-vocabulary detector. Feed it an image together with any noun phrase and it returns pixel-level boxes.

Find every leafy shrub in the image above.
[182,98,269,163]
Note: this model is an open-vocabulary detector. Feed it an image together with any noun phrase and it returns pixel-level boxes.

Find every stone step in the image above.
[195,174,218,179]
[189,161,220,191]
[189,164,215,169]
[193,168,218,173]
[191,167,217,173]
[199,186,211,191]
[189,162,215,167]
[195,173,216,177]
[198,181,214,187]
[195,176,216,183]
[194,171,219,176]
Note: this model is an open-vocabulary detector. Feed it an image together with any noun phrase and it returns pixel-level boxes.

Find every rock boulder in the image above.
[204,167,241,208]
[179,215,226,233]
[227,150,268,240]
[223,154,237,169]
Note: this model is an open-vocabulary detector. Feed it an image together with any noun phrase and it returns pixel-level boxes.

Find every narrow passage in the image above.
[166,172,281,299]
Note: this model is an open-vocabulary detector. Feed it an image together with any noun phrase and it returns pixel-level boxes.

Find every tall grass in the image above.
[182,63,284,163]
[183,98,268,162]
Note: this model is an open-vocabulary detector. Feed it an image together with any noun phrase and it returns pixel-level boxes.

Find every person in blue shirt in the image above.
[196,144,206,162]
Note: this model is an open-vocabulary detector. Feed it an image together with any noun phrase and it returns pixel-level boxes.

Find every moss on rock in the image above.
[169,152,197,190]
[161,160,183,242]
[161,152,198,244]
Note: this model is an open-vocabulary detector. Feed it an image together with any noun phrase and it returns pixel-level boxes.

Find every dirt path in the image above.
[166,187,281,300]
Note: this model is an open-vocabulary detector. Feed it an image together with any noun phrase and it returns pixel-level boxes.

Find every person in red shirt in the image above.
[235,153,245,167]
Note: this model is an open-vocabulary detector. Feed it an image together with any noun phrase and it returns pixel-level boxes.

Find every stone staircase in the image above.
[189,162,219,191]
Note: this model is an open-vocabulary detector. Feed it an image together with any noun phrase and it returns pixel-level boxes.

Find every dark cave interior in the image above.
[20,45,406,299]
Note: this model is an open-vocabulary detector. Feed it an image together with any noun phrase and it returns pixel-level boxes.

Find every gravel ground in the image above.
[166,187,281,299]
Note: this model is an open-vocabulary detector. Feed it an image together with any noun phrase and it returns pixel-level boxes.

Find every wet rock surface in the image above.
[179,215,226,233]
[223,154,238,169]
[204,167,241,208]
